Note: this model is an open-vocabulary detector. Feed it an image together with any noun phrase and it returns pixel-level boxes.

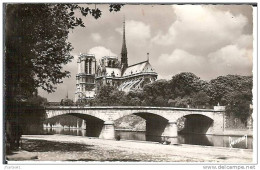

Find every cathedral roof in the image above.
[105,67,122,77]
[122,60,157,77]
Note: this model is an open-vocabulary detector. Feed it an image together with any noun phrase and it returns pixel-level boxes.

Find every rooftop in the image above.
[102,56,118,59]
[122,60,157,77]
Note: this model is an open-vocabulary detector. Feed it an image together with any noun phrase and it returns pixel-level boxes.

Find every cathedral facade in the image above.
[75,21,158,103]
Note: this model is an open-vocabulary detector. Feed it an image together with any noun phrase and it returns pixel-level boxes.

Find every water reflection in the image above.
[44,128,87,137]
[43,128,253,149]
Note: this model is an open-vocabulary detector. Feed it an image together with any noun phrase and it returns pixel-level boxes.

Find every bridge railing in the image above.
[45,105,225,112]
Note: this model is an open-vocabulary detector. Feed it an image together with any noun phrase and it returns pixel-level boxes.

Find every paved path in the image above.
[8,135,253,163]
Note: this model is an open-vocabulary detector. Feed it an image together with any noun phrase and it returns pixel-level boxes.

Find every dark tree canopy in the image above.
[89,72,252,123]
[91,85,125,106]
[170,72,210,98]
[60,98,74,106]
[191,91,210,107]
[4,3,123,117]
[226,92,252,123]
[142,79,170,106]
[5,4,123,102]
[209,75,253,105]
[4,3,123,151]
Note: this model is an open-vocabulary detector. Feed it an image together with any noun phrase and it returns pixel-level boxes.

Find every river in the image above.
[43,128,253,149]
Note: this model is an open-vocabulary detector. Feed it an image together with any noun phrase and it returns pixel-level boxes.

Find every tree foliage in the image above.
[191,91,210,108]
[5,4,123,100]
[4,3,123,151]
[26,95,48,107]
[209,75,253,105]
[60,98,74,106]
[225,92,252,123]
[142,80,170,106]
[91,85,125,106]
[89,73,252,123]
[5,3,123,111]
[170,72,210,97]
[167,72,211,108]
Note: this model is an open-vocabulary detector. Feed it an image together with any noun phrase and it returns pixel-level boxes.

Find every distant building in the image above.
[75,20,158,102]
[61,91,74,106]
[75,54,96,102]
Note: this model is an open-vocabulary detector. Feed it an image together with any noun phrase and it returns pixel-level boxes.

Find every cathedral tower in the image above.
[121,18,128,71]
[75,54,96,102]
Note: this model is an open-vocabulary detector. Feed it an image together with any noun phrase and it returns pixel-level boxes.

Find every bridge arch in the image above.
[45,112,112,138]
[65,113,105,122]
[132,111,169,121]
[46,110,107,122]
[46,112,105,122]
[114,111,175,140]
[177,113,214,135]
[113,110,171,122]
[114,111,169,122]
[175,112,214,121]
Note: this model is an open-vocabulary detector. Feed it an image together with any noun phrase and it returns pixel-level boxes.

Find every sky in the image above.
[38,4,254,102]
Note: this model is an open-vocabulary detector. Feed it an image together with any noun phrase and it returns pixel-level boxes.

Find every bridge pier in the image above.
[100,121,115,140]
[146,119,178,143]
[161,121,178,144]
[162,121,178,137]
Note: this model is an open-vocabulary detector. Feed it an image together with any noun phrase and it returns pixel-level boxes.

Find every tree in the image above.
[168,96,193,108]
[92,85,125,106]
[167,72,211,107]
[191,91,210,108]
[225,92,252,123]
[170,72,210,98]
[142,79,170,106]
[60,99,74,106]
[124,90,144,106]
[26,95,48,106]
[4,3,123,151]
[209,75,252,105]
[128,97,142,106]
[5,4,123,99]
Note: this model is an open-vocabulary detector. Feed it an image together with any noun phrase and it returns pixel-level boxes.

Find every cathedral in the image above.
[75,20,158,102]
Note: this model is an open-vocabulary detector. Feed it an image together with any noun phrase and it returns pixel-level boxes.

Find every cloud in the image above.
[37,5,253,102]
[208,45,253,76]
[88,46,117,63]
[91,33,102,42]
[157,74,172,80]
[116,20,151,45]
[156,49,206,79]
[235,34,253,49]
[155,43,252,80]
[152,5,248,55]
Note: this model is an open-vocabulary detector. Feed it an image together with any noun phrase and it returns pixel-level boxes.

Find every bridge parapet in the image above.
[45,106,225,112]
[214,106,226,111]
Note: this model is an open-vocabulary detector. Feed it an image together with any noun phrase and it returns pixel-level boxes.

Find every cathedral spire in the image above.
[121,16,128,69]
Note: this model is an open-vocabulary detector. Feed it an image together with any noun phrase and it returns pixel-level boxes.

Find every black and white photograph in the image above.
[2,0,258,168]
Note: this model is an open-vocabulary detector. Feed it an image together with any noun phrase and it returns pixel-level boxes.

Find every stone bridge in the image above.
[45,106,225,140]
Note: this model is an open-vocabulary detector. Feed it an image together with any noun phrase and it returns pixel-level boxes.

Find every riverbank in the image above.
[6,134,253,163]
[43,127,253,136]
[223,129,253,137]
